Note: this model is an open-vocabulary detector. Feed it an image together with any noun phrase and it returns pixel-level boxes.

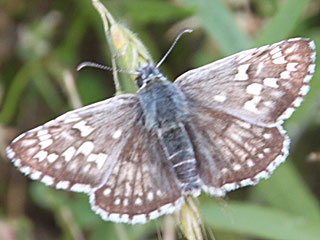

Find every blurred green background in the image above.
[0,0,320,239]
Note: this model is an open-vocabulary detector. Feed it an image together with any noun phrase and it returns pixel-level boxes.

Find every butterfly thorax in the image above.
[137,69,187,129]
[137,64,200,195]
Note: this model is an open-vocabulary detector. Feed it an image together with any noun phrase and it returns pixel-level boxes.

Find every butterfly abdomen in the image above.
[157,124,200,193]
[138,75,200,193]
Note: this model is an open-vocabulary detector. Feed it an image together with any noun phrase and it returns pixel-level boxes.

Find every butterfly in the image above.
[6,35,316,224]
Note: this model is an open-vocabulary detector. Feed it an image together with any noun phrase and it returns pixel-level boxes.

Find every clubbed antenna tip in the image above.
[156,28,193,68]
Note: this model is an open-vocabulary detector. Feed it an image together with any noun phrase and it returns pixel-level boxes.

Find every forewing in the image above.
[185,105,288,196]
[6,94,142,193]
[175,38,316,126]
[90,127,183,224]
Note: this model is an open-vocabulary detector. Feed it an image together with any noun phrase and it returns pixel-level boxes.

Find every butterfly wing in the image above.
[185,104,288,196]
[7,95,144,193]
[91,126,183,224]
[7,94,183,224]
[175,39,316,126]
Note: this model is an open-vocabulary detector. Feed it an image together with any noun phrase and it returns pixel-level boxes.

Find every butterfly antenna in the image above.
[156,28,193,68]
[76,61,139,75]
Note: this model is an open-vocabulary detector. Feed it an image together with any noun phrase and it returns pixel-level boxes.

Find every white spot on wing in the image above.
[281,107,295,119]
[103,188,111,196]
[134,197,142,206]
[293,97,303,107]
[287,38,301,42]
[299,85,310,95]
[77,141,94,156]
[41,175,54,186]
[308,64,316,74]
[156,190,163,197]
[271,51,282,59]
[56,181,70,189]
[263,133,272,139]
[123,198,129,206]
[95,153,108,169]
[234,64,250,81]
[246,83,263,95]
[62,146,76,162]
[63,114,82,123]
[222,183,238,192]
[87,153,107,169]
[70,183,91,193]
[39,139,53,149]
[147,192,154,201]
[286,62,298,71]
[263,148,271,153]
[30,171,42,180]
[311,52,316,62]
[112,129,122,139]
[221,168,229,175]
[247,159,255,167]
[131,214,147,224]
[21,139,38,147]
[34,150,48,162]
[213,95,226,102]
[263,78,279,88]
[73,120,94,137]
[280,71,290,79]
[309,40,316,50]
[270,46,281,55]
[12,133,26,143]
[233,164,241,171]
[37,129,48,136]
[6,147,15,159]
[20,166,31,175]
[273,56,287,64]
[38,134,51,142]
[256,62,264,76]
[114,198,121,205]
[47,153,59,163]
[304,75,313,83]
[284,44,298,54]
[108,213,121,222]
[243,96,261,113]
[13,159,22,168]
[238,121,251,129]
[87,154,97,162]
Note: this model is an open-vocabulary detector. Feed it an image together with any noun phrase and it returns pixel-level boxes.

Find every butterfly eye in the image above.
[136,73,145,87]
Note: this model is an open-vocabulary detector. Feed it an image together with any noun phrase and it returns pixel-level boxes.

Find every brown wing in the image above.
[185,104,288,196]
[175,39,315,126]
[90,127,183,224]
[7,95,143,193]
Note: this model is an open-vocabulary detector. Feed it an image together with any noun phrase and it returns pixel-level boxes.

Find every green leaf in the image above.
[32,67,66,113]
[127,0,192,24]
[182,0,251,55]
[202,201,320,240]
[255,0,311,45]
[77,72,110,105]
[0,62,36,124]
[253,162,320,221]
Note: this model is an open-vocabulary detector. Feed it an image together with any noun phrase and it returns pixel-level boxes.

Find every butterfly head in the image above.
[136,62,165,88]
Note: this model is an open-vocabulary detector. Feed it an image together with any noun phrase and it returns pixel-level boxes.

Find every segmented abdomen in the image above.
[157,123,199,192]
